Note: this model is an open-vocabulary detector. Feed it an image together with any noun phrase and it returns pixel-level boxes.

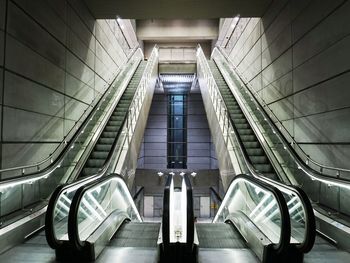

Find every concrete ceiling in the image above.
[137,19,219,41]
[84,0,273,19]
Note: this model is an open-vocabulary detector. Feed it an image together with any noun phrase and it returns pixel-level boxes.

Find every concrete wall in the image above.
[143,41,212,61]
[222,0,350,169]
[138,92,167,169]
[187,89,218,169]
[0,0,135,170]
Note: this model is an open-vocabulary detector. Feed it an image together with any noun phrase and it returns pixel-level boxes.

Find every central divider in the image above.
[160,173,198,263]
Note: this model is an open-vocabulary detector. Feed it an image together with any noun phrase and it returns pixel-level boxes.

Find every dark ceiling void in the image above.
[84,0,273,19]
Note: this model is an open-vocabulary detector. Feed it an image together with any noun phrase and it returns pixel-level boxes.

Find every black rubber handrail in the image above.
[183,174,194,248]
[67,174,130,251]
[45,55,141,249]
[133,186,144,201]
[220,174,291,255]
[210,59,316,253]
[45,184,67,249]
[162,174,173,247]
[210,186,223,204]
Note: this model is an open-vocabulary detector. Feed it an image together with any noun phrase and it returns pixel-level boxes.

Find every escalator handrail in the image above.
[183,174,194,247]
[197,45,315,252]
[67,173,140,250]
[133,186,144,201]
[45,173,108,249]
[0,47,140,178]
[216,46,350,176]
[162,174,173,246]
[209,186,223,204]
[218,174,291,254]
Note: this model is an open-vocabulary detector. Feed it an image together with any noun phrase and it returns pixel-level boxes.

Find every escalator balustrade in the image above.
[208,61,278,181]
[81,61,147,177]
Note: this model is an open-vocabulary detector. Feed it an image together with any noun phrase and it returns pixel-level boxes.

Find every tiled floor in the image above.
[1,228,350,263]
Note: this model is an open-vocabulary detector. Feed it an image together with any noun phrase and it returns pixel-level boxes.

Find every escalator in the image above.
[196,44,350,262]
[0,46,159,258]
[187,174,292,263]
[196,46,317,261]
[208,61,278,181]
[44,47,160,253]
[81,61,146,177]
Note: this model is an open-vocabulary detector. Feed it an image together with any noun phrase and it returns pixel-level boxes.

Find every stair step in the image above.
[82,167,100,177]
[90,151,109,159]
[243,141,260,149]
[246,148,265,156]
[240,135,257,142]
[95,143,112,151]
[254,164,274,173]
[250,156,269,164]
[98,138,115,144]
[86,158,105,168]
[105,126,119,132]
[237,129,254,135]
[101,131,118,138]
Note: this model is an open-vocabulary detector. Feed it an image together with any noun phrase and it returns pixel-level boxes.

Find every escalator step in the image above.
[108,121,123,126]
[90,151,109,159]
[240,135,257,142]
[236,123,250,129]
[254,164,274,173]
[237,129,254,135]
[246,148,265,155]
[231,113,245,119]
[102,131,118,138]
[97,138,115,144]
[105,126,119,132]
[264,173,279,180]
[82,167,100,177]
[250,156,269,164]
[243,141,260,148]
[94,144,112,152]
[86,158,105,167]
[110,116,124,121]
[232,118,248,124]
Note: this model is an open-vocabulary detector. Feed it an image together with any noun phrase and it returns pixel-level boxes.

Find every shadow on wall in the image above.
[0,0,130,170]
[226,0,350,168]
